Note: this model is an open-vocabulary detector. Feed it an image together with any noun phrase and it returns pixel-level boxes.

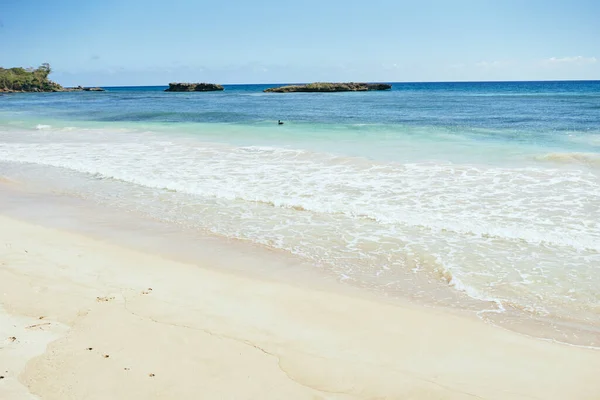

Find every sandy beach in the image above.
[3,0,600,396]
[0,213,598,400]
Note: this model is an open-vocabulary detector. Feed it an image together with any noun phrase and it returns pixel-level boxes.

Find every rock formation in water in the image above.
[165,83,224,92]
[264,82,392,93]
[62,86,105,92]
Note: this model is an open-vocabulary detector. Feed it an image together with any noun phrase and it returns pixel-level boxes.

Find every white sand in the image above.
[0,215,599,399]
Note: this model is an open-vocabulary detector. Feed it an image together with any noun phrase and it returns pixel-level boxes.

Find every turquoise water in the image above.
[1,82,599,345]
[2,82,599,165]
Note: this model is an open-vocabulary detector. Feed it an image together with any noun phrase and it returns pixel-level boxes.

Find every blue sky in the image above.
[1,0,598,85]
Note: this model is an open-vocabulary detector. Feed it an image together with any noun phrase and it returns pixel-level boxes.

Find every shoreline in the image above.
[1,185,600,398]
[0,172,598,349]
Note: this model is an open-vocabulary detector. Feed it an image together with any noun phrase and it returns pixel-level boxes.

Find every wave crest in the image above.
[536,152,600,168]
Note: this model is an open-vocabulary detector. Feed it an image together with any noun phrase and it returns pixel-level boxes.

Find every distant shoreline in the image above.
[0,86,105,93]
[264,82,392,93]
[87,80,600,88]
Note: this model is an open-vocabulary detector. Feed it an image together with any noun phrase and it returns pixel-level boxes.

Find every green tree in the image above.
[0,63,61,92]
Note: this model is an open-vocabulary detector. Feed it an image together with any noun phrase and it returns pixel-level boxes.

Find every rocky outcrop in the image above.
[62,86,105,92]
[1,86,106,93]
[264,82,392,93]
[165,83,224,92]
[0,83,64,93]
[62,86,84,92]
[0,87,62,93]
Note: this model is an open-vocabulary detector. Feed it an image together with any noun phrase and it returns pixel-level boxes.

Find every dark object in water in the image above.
[165,83,224,92]
[278,120,284,125]
[265,82,392,93]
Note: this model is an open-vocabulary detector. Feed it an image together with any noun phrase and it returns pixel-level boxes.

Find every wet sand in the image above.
[1,214,599,399]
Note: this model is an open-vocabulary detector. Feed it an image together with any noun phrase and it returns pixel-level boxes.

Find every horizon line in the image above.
[95,79,600,88]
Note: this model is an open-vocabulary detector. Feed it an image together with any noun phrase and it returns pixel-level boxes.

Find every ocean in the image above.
[1,81,599,346]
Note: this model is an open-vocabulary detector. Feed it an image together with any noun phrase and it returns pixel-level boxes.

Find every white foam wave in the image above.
[1,141,599,252]
[536,152,600,168]
[1,130,599,326]
[35,124,52,130]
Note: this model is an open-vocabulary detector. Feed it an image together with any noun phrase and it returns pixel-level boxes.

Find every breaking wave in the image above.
[536,152,600,168]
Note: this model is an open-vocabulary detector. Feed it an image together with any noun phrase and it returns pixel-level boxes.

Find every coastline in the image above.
[0,86,104,93]
[0,152,598,348]
[1,185,599,399]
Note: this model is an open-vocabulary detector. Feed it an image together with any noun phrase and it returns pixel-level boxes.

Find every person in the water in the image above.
[278,120,284,125]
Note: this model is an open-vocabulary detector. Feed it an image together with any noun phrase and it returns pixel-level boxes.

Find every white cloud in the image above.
[542,56,597,65]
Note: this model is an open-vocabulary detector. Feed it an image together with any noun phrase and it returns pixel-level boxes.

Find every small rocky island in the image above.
[64,86,105,92]
[264,82,392,93]
[165,83,224,92]
[0,64,105,93]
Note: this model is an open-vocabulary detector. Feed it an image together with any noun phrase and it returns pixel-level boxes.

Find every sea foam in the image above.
[0,125,599,346]
[536,152,600,168]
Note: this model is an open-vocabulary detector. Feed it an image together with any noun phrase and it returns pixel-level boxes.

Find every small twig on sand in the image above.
[25,323,51,330]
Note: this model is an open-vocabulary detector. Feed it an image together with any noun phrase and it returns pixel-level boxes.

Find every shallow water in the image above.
[1,81,599,346]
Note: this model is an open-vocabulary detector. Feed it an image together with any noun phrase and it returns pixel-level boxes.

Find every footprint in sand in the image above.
[96,296,115,302]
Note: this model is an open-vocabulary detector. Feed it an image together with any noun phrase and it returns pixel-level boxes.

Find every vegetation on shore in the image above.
[0,64,104,93]
[264,82,392,93]
[0,64,64,92]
